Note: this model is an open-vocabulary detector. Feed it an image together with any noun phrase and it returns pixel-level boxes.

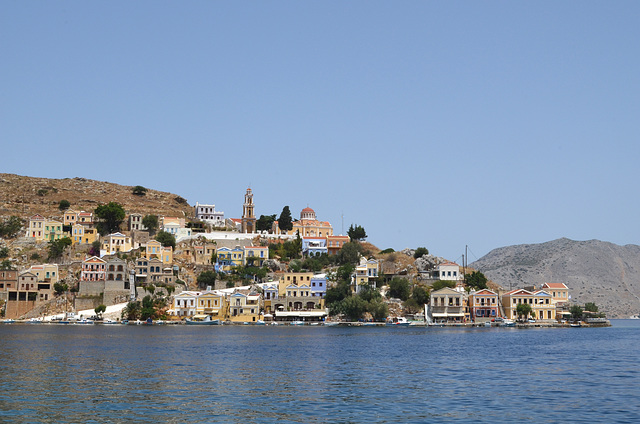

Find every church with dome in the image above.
[274,207,333,238]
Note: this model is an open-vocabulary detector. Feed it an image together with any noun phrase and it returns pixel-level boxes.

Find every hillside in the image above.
[470,238,640,319]
[0,173,193,221]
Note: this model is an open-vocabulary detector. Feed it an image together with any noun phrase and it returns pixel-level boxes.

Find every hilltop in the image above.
[0,173,193,220]
[470,238,640,319]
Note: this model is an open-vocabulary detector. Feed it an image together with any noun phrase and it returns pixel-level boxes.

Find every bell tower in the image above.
[241,188,256,233]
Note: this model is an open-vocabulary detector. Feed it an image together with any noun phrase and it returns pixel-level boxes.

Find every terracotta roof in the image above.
[301,207,315,212]
[541,282,568,289]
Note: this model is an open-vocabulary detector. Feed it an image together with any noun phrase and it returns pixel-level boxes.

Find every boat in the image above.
[255,320,266,325]
[76,319,94,325]
[386,317,411,327]
[2,319,15,324]
[121,319,129,325]
[102,318,118,324]
[185,315,221,325]
[291,321,305,326]
[570,322,582,328]
[501,319,515,327]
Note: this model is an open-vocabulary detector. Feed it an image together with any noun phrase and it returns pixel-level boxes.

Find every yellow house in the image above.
[196,290,227,319]
[63,209,79,226]
[143,240,173,264]
[28,215,46,241]
[216,246,244,271]
[540,283,570,307]
[71,223,98,245]
[101,232,133,255]
[278,272,314,296]
[243,246,269,267]
[228,292,260,323]
[502,288,556,321]
[44,219,65,242]
[27,264,60,284]
[353,259,379,293]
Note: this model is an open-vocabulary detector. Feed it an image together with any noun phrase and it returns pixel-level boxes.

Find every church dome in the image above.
[300,207,316,220]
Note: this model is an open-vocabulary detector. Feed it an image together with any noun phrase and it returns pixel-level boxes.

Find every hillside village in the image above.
[0,175,605,325]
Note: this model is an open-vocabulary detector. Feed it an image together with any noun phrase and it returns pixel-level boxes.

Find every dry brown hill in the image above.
[0,173,193,221]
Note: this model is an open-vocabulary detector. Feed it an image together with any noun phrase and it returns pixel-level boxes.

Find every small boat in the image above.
[291,321,305,326]
[76,319,94,325]
[255,320,266,325]
[323,321,339,327]
[386,317,411,327]
[121,319,129,325]
[484,321,492,327]
[2,319,15,324]
[102,319,118,324]
[185,315,221,325]
[502,319,515,327]
[570,322,582,328]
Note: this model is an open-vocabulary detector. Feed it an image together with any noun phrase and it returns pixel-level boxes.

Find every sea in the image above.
[0,320,639,423]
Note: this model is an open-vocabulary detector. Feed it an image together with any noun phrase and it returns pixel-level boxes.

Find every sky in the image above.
[2,2,639,263]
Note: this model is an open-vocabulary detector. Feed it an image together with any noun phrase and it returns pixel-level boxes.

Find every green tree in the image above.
[155,231,176,250]
[94,304,107,319]
[0,260,15,270]
[465,271,488,290]
[584,302,599,312]
[132,185,148,196]
[414,247,429,259]
[140,295,155,320]
[403,298,422,314]
[412,286,430,305]
[570,305,583,321]
[278,206,293,232]
[197,270,217,289]
[516,303,533,320]
[347,224,367,241]
[47,237,72,262]
[0,247,8,259]
[388,277,411,301]
[95,202,126,235]
[121,301,141,320]
[336,242,361,265]
[337,295,368,321]
[0,216,23,239]
[142,214,159,235]
[58,199,71,211]
[53,282,68,295]
[431,280,456,291]
[256,214,277,232]
[325,280,352,307]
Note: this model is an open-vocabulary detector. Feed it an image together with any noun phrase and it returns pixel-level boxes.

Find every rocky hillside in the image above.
[0,173,193,221]
[470,238,640,319]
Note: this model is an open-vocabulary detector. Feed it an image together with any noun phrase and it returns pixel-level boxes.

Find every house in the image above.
[540,282,570,306]
[228,291,260,323]
[327,235,350,256]
[101,232,132,256]
[278,272,314,296]
[63,209,80,226]
[0,270,18,301]
[173,291,199,317]
[310,274,327,299]
[432,262,463,282]
[262,284,280,313]
[27,214,46,240]
[128,213,146,231]
[502,289,534,320]
[26,264,59,284]
[195,203,225,228]
[468,289,500,322]
[71,223,97,245]
[243,246,269,267]
[195,290,226,318]
[302,237,328,257]
[144,240,173,264]
[4,271,53,319]
[429,287,466,323]
[80,256,107,282]
[532,290,556,321]
[216,246,244,270]
[77,212,94,225]
[284,283,321,311]
[27,215,64,242]
[162,220,192,240]
[353,259,379,294]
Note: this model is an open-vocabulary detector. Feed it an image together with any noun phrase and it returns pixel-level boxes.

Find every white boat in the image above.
[386,317,411,327]
[185,315,221,325]
[2,319,15,324]
[255,320,266,325]
[102,319,118,324]
[501,319,515,327]
[291,321,305,326]
[76,319,94,325]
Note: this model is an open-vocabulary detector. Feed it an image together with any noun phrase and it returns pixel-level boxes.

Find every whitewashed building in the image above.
[195,203,225,227]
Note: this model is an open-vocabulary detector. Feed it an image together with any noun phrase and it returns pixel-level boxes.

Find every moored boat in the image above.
[386,317,411,327]
[185,315,221,325]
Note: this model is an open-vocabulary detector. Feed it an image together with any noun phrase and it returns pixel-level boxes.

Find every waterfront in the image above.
[0,321,639,423]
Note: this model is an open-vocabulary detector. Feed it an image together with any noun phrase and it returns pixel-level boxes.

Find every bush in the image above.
[379,248,395,254]
[388,277,411,301]
[132,186,148,196]
[414,247,429,259]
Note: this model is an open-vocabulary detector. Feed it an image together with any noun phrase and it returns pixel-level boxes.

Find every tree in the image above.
[465,271,488,290]
[516,303,533,321]
[256,214,277,232]
[197,270,217,289]
[53,282,68,296]
[337,295,368,321]
[584,302,599,312]
[347,224,367,241]
[94,304,107,319]
[278,206,293,232]
[0,260,14,270]
[325,280,351,307]
[142,215,159,235]
[414,247,429,259]
[155,231,176,250]
[431,280,456,291]
[132,186,148,196]
[58,200,71,211]
[570,305,583,321]
[89,240,101,257]
[0,216,23,239]
[412,286,430,305]
[388,277,411,301]
[95,202,126,235]
[140,295,155,320]
[47,237,72,261]
[336,242,361,266]
[121,301,141,320]
[0,247,8,259]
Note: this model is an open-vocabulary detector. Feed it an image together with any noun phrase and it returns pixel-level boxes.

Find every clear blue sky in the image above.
[2,2,639,262]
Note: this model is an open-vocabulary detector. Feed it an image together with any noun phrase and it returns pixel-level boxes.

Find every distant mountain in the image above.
[0,173,193,221]
[470,238,640,318]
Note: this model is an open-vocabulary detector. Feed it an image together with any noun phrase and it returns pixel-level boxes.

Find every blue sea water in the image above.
[0,320,639,423]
